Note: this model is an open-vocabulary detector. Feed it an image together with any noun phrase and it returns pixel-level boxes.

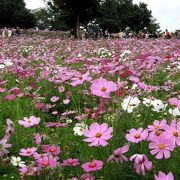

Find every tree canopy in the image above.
[0,0,36,28]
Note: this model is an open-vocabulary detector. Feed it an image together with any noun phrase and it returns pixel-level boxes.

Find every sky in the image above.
[25,0,180,31]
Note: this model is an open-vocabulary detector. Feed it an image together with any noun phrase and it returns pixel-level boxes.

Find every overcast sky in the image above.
[25,0,180,31]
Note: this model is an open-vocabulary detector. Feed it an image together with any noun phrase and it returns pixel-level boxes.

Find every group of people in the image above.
[1,27,20,37]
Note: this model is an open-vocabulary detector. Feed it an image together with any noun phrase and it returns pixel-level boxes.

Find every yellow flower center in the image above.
[155,125,159,129]
[27,119,32,123]
[79,76,83,80]
[43,162,49,166]
[134,134,141,139]
[95,132,102,138]
[101,87,107,92]
[26,150,31,154]
[89,163,96,168]
[159,144,165,149]
[156,130,163,136]
[173,132,178,137]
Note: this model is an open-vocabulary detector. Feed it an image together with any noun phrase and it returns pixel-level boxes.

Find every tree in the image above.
[48,0,100,38]
[0,0,36,28]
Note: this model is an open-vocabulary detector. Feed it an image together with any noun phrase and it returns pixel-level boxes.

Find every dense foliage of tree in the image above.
[0,0,36,28]
[46,0,159,36]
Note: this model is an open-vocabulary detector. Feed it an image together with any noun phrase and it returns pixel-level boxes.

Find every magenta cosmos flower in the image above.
[107,144,129,163]
[163,119,180,146]
[19,147,37,157]
[37,156,58,168]
[18,116,40,128]
[126,128,148,143]
[41,145,61,156]
[90,77,117,98]
[62,158,79,166]
[81,160,103,172]
[149,135,175,159]
[70,71,92,86]
[83,123,113,147]
[130,154,152,176]
[154,171,174,180]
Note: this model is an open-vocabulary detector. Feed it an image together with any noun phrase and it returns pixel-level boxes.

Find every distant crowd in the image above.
[1,26,180,39]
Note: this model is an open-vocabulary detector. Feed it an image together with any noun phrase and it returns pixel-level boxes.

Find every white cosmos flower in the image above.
[121,96,141,113]
[73,122,88,136]
[11,156,26,167]
[142,98,152,107]
[4,59,13,67]
[169,108,180,117]
[0,64,5,69]
[151,99,167,112]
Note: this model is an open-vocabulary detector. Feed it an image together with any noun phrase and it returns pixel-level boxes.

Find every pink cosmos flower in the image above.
[154,171,174,180]
[126,128,148,143]
[41,145,60,156]
[149,135,175,159]
[107,144,129,163]
[168,98,180,108]
[83,123,113,147]
[81,160,103,172]
[37,156,58,168]
[163,119,180,146]
[70,71,92,86]
[50,96,59,102]
[18,116,41,128]
[19,147,37,157]
[0,87,6,93]
[46,122,68,128]
[58,86,65,92]
[130,154,152,176]
[90,77,117,98]
[63,99,70,104]
[80,173,94,180]
[4,94,16,101]
[62,158,79,166]
[34,133,42,145]
[0,138,12,158]
[19,165,40,176]
[35,102,45,110]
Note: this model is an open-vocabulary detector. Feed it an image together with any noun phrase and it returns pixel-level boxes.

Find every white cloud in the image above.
[133,0,180,31]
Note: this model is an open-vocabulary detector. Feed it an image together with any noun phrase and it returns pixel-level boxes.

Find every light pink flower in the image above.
[70,71,92,86]
[58,86,65,93]
[168,98,180,108]
[80,173,94,180]
[107,144,129,163]
[81,160,103,172]
[130,154,152,176]
[37,156,58,168]
[20,147,37,156]
[154,171,174,180]
[18,116,41,128]
[34,133,43,145]
[4,94,16,101]
[90,77,117,98]
[46,122,68,127]
[0,138,12,158]
[41,145,60,156]
[63,99,70,104]
[50,96,59,102]
[148,119,167,132]
[163,119,180,146]
[62,158,79,166]
[149,135,175,159]
[83,123,113,147]
[126,128,148,143]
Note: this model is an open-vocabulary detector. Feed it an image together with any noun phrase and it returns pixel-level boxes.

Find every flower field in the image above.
[0,37,180,180]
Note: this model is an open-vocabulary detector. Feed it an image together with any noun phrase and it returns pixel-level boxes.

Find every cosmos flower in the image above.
[83,123,113,147]
[126,128,148,143]
[90,77,117,98]
[81,160,103,172]
[154,171,174,180]
[18,116,41,128]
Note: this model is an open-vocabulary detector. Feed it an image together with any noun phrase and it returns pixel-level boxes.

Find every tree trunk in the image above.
[75,14,80,39]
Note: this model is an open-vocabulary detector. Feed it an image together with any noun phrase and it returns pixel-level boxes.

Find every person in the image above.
[15,27,20,36]
[8,28,12,37]
[2,27,7,37]
[164,29,171,39]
